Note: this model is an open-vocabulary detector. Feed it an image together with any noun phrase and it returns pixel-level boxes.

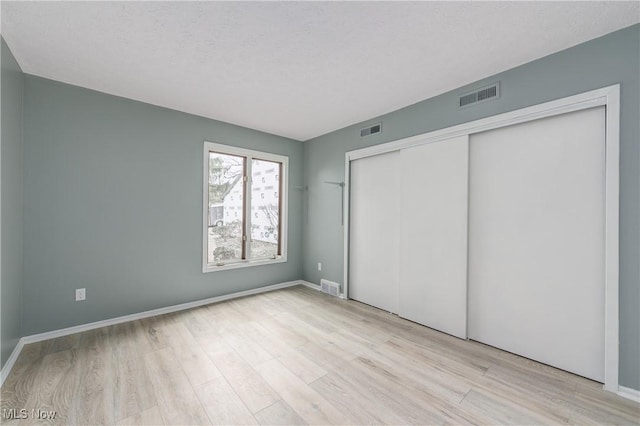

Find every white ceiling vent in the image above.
[459,82,500,109]
[360,123,382,137]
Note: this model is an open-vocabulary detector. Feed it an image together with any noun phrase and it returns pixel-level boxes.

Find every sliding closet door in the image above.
[468,107,605,381]
[399,136,469,338]
[349,151,400,313]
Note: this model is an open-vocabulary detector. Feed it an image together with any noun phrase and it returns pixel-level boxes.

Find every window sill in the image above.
[202,256,287,273]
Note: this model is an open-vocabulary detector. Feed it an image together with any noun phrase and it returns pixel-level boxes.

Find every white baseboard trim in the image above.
[618,386,640,402]
[1,279,302,387]
[0,339,25,387]
[300,280,321,291]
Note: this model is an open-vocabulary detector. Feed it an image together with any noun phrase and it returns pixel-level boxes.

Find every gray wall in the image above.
[1,38,24,367]
[22,76,303,335]
[302,24,640,390]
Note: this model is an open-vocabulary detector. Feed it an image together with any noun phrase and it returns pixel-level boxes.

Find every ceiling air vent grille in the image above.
[459,82,500,109]
[360,123,382,137]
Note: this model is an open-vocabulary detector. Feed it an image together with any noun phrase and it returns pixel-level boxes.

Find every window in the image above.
[203,142,288,272]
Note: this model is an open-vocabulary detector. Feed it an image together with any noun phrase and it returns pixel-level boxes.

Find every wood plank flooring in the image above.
[1,285,638,425]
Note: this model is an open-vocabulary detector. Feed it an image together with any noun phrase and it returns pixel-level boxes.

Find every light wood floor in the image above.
[1,286,638,425]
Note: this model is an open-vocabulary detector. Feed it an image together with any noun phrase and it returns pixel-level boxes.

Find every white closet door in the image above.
[349,151,400,313]
[399,135,469,338]
[468,107,605,381]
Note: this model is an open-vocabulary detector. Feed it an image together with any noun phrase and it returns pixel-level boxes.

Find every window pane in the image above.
[250,159,280,260]
[208,152,245,264]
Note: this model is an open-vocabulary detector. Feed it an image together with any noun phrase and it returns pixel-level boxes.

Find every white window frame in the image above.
[202,141,288,273]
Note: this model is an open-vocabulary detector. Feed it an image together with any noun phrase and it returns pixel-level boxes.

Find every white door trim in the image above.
[343,84,620,392]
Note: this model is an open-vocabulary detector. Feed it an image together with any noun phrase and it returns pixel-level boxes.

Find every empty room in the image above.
[1,1,639,425]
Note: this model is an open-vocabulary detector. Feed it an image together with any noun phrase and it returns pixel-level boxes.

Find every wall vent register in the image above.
[459,82,500,108]
[360,123,382,137]
[320,279,340,297]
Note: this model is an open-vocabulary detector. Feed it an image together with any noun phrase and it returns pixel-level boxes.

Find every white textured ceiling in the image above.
[1,2,638,141]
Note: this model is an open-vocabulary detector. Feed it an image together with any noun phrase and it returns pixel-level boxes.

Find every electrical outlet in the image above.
[317,262,322,271]
[75,288,86,301]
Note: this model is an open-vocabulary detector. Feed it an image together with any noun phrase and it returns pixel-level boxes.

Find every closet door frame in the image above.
[343,84,620,392]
